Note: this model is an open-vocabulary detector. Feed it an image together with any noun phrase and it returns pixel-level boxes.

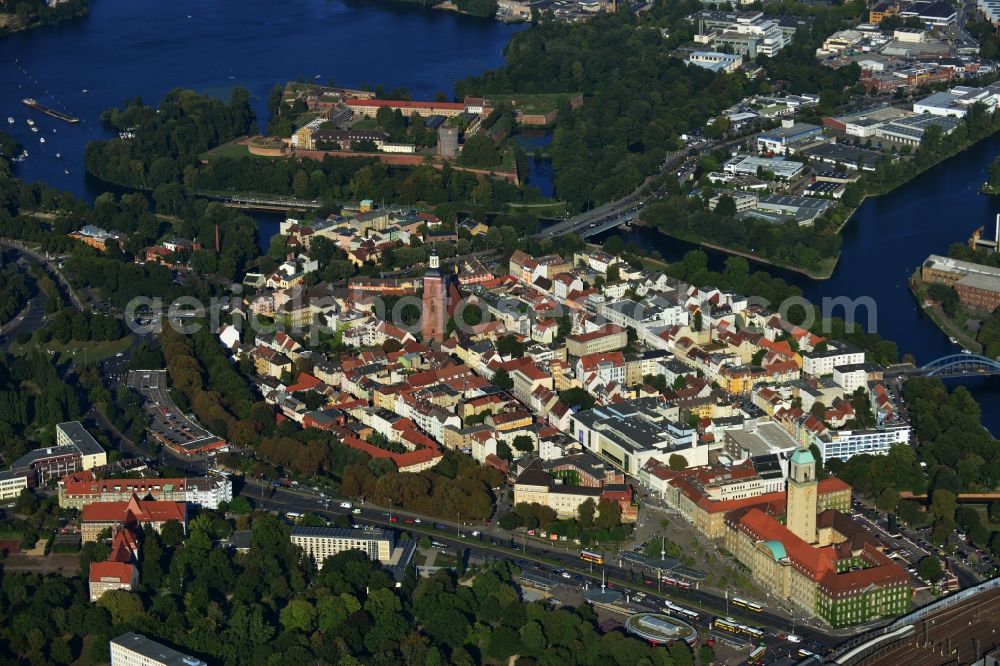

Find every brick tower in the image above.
[422,249,447,343]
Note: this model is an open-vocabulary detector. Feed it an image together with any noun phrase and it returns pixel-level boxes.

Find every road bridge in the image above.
[534,150,686,241]
[916,354,1000,378]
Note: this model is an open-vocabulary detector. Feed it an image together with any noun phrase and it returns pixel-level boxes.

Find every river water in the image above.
[2,0,997,432]
[0,0,523,200]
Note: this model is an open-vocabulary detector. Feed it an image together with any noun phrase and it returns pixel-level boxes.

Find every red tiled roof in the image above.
[569,324,626,343]
[347,98,465,111]
[82,494,186,524]
[736,508,836,580]
[286,372,322,393]
[89,561,135,584]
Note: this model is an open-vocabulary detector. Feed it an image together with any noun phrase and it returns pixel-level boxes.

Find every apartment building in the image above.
[110,632,208,666]
[56,422,108,470]
[58,471,233,510]
[0,470,29,501]
[801,342,865,377]
[566,324,628,357]
[291,526,394,565]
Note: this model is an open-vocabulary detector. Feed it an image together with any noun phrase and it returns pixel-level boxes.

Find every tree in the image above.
[491,368,513,391]
[160,520,184,548]
[927,282,959,317]
[280,599,316,633]
[715,194,737,217]
[229,496,254,514]
[14,488,38,514]
[875,487,901,513]
[96,590,145,626]
[929,489,957,523]
[917,556,943,581]
[668,454,688,471]
[578,498,596,529]
[595,499,622,530]
[512,435,535,453]
[692,310,703,332]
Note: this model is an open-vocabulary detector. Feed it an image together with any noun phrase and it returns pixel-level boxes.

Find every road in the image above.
[535,149,688,240]
[0,290,46,346]
[0,238,85,310]
[238,476,847,655]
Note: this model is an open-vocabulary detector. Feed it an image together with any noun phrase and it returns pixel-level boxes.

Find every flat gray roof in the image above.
[726,422,798,456]
[111,632,207,666]
[291,526,394,542]
[57,421,105,456]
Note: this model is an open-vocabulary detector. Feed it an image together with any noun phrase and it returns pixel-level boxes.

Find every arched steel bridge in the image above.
[917,354,1000,378]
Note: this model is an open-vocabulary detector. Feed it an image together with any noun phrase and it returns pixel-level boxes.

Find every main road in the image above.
[238,476,853,655]
[535,150,687,241]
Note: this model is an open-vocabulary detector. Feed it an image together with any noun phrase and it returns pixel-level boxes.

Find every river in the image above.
[610,133,1000,434]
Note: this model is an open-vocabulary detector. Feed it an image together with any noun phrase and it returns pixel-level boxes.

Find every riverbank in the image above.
[634,218,838,280]
[908,269,985,353]
[642,111,1000,281]
[0,1,89,37]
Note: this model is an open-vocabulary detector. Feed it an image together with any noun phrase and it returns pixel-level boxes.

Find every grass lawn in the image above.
[9,335,134,365]
[350,118,378,130]
[201,141,252,160]
[432,553,459,569]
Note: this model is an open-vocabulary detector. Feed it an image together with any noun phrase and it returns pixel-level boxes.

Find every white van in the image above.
[339,502,352,509]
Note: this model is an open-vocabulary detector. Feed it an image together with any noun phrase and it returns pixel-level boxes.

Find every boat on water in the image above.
[55,152,60,158]
[81,89,88,94]
[26,118,34,126]
[21,98,80,124]
[39,137,45,143]
[949,336,959,344]
[30,126,38,133]
[64,169,70,175]
[6,117,13,124]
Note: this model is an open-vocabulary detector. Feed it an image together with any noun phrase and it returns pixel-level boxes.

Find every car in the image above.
[413,518,421,524]
[115,352,124,357]
[389,516,398,523]
[404,518,414,524]
[561,572,572,579]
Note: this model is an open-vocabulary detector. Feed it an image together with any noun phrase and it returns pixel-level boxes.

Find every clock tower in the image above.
[421,249,447,344]
[786,447,818,544]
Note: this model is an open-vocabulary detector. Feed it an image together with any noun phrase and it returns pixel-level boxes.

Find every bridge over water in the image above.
[916,353,1000,378]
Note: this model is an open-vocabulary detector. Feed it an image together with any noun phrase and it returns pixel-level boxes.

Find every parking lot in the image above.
[126,370,227,457]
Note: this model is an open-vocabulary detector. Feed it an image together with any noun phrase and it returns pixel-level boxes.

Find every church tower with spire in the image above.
[422,248,447,343]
